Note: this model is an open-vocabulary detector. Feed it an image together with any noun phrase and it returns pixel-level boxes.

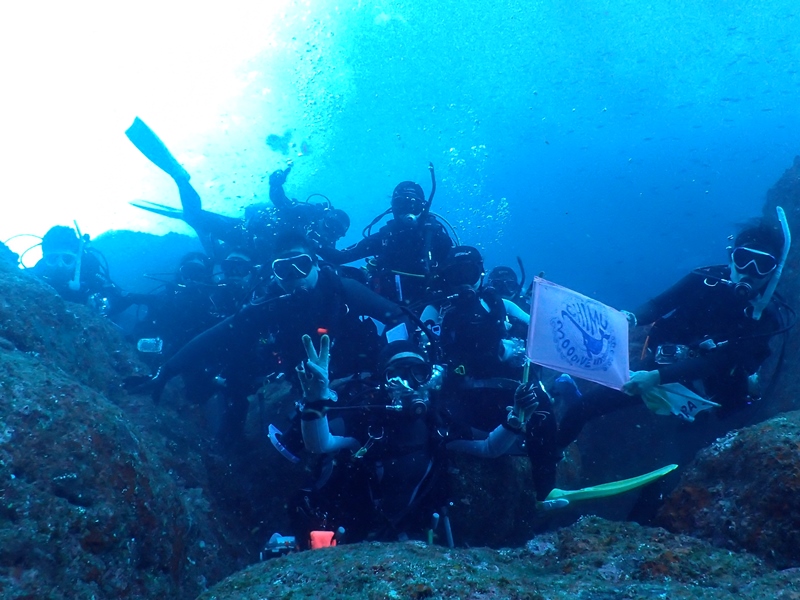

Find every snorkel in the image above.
[423,162,436,217]
[751,206,791,320]
[68,220,84,292]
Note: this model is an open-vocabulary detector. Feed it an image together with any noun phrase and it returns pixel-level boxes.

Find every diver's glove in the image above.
[499,337,527,367]
[122,367,168,404]
[505,382,542,432]
[622,369,660,396]
[269,165,292,188]
[296,334,337,418]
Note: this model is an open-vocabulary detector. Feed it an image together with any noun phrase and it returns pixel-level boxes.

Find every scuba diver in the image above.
[486,265,522,300]
[419,245,559,499]
[127,118,350,265]
[421,246,527,379]
[129,251,245,362]
[126,230,411,447]
[268,165,351,251]
[485,257,532,306]
[555,210,795,450]
[317,165,456,306]
[485,262,531,338]
[29,225,128,313]
[289,334,542,544]
[127,251,246,434]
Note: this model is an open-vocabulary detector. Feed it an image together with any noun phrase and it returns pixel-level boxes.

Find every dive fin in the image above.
[130,201,185,221]
[642,383,720,422]
[268,424,301,464]
[539,464,678,508]
[125,117,191,183]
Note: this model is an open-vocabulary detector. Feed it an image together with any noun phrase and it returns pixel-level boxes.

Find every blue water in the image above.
[133,0,800,308]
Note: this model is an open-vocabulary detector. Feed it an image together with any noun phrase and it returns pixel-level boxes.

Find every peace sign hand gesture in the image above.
[296,334,337,402]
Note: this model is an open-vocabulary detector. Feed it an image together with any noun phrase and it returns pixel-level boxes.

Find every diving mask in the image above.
[271,253,314,281]
[384,360,432,389]
[731,247,777,278]
[44,252,77,269]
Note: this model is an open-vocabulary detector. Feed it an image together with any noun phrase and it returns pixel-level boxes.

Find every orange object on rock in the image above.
[309,530,336,549]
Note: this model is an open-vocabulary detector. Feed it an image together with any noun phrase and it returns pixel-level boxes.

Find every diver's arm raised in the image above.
[296,334,360,454]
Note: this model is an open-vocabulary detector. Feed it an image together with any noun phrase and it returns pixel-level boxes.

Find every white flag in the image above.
[526,277,630,390]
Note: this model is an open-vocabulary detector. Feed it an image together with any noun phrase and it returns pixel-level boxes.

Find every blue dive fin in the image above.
[130,200,185,221]
[125,117,191,183]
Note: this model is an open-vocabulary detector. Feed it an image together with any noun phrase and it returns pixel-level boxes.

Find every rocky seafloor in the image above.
[199,516,800,600]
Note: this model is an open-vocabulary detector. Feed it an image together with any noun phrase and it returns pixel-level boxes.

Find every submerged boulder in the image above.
[658,410,800,568]
[0,248,247,599]
[0,249,145,394]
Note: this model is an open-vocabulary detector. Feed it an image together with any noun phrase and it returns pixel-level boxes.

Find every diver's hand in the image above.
[506,382,542,431]
[296,334,336,402]
[122,368,168,404]
[620,310,637,328]
[499,338,526,367]
[622,370,660,396]
[514,382,542,413]
[269,166,292,188]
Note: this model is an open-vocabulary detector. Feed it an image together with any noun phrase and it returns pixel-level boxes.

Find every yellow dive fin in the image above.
[538,464,678,510]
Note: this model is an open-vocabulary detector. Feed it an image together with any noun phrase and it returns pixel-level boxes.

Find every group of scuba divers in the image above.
[18,119,796,552]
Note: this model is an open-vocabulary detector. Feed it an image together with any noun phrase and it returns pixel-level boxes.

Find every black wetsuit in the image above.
[128,282,235,360]
[177,179,251,260]
[302,384,443,542]
[319,215,454,305]
[430,286,558,499]
[268,180,328,232]
[158,266,409,385]
[557,266,783,448]
[152,267,409,443]
[436,286,513,378]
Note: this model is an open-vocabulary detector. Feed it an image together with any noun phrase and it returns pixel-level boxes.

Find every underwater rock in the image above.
[658,410,800,568]
[0,244,18,268]
[0,250,249,599]
[446,449,582,548]
[0,344,242,599]
[198,516,797,600]
[0,249,144,394]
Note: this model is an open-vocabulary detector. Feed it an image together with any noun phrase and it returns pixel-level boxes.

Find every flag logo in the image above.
[550,299,618,372]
